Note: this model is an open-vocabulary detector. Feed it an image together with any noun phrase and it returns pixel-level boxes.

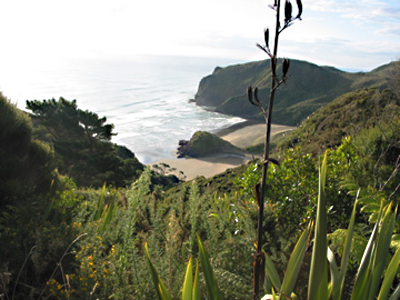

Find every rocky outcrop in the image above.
[177,131,246,158]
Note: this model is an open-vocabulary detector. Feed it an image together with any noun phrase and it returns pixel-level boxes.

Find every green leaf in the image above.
[182,257,193,300]
[144,243,172,300]
[192,260,200,300]
[263,250,282,292]
[197,234,222,300]
[336,193,358,299]
[351,205,383,300]
[368,203,396,300]
[390,234,400,249]
[101,196,116,233]
[95,184,106,220]
[308,151,329,300]
[360,204,380,214]
[378,247,400,299]
[327,247,340,300]
[389,285,400,300]
[280,223,310,299]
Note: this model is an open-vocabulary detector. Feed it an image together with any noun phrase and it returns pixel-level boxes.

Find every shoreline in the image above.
[150,121,294,180]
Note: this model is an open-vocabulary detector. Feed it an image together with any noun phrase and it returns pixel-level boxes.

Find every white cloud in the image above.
[0,0,399,70]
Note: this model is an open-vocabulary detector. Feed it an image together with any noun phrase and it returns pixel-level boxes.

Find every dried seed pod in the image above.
[296,0,303,19]
[247,86,254,104]
[283,58,290,77]
[264,28,269,49]
[285,0,292,23]
[254,87,259,103]
[255,182,261,208]
[264,158,280,166]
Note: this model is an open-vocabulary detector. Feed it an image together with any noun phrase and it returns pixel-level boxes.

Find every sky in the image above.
[0,0,399,71]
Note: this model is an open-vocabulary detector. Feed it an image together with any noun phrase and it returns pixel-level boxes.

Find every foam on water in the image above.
[0,55,244,163]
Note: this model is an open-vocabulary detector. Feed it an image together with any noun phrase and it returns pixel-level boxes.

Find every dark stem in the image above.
[253,0,281,299]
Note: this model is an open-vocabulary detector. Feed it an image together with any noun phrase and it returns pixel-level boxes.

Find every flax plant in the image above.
[145,234,221,300]
[247,1,302,298]
[261,151,400,299]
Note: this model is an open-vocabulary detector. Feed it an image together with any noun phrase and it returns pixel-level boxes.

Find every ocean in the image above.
[0,55,244,163]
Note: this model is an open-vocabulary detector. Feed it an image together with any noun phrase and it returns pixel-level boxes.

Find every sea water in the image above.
[0,55,244,163]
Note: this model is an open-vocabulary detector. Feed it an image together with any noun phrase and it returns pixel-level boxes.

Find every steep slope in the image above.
[194,59,397,126]
[277,88,400,154]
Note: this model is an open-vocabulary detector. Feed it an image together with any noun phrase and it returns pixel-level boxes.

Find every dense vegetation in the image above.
[1,54,399,299]
[26,98,144,188]
[0,93,55,207]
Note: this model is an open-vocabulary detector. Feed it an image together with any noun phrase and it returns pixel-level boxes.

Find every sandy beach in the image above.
[150,122,294,180]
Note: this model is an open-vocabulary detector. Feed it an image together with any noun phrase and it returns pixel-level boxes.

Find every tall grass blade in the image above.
[336,191,359,299]
[263,250,282,292]
[197,234,222,300]
[144,242,172,300]
[378,246,400,299]
[351,205,382,300]
[182,257,193,300]
[279,223,310,299]
[327,247,340,300]
[95,184,106,220]
[389,285,400,300]
[308,151,329,300]
[192,260,200,300]
[368,203,396,300]
[101,196,116,233]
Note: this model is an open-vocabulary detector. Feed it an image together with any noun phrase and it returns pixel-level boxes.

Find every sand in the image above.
[150,123,294,180]
[150,155,250,180]
[221,123,294,148]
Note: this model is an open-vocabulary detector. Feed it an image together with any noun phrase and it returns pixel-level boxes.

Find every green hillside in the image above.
[194,59,397,126]
[276,88,400,155]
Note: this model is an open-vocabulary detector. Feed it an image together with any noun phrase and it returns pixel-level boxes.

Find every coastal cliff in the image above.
[194,59,395,126]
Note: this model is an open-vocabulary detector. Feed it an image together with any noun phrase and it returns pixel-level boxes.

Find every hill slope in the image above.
[194,59,397,126]
[277,88,400,154]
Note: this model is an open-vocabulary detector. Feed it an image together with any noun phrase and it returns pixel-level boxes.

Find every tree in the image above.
[26,98,143,187]
[26,98,115,144]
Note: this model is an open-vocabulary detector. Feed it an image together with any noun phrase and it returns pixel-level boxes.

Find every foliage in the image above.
[280,88,400,155]
[26,97,144,187]
[0,92,56,206]
[390,59,400,98]
[145,235,222,300]
[262,152,400,300]
[236,144,359,235]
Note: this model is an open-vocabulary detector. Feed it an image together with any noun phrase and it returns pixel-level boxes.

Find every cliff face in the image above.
[194,59,395,126]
